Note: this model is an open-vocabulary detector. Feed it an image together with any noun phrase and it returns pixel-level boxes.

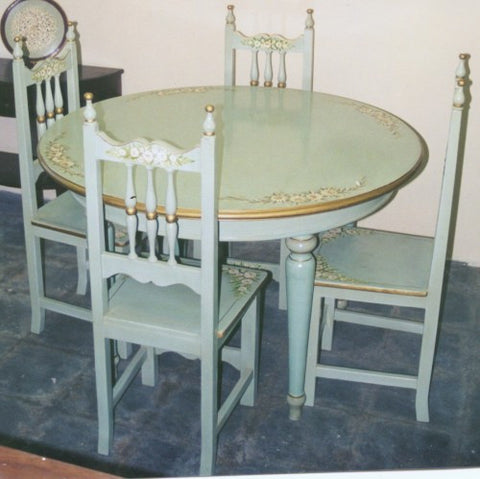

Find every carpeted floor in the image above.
[1,188,479,477]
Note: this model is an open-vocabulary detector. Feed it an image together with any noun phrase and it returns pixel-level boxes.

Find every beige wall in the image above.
[1,0,479,265]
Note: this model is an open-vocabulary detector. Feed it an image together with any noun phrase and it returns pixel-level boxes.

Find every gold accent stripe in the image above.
[31,219,86,239]
[37,133,427,221]
[314,279,428,297]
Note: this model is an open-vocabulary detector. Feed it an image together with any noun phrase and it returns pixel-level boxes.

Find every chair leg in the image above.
[116,341,133,359]
[321,297,336,351]
[240,297,259,407]
[278,239,288,310]
[305,289,322,407]
[75,245,88,295]
[28,235,46,334]
[199,349,219,476]
[415,306,440,422]
[141,346,158,387]
[94,333,114,455]
[192,240,202,259]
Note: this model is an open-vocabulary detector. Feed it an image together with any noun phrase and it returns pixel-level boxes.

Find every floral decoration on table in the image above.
[315,227,371,283]
[315,254,360,283]
[155,87,213,97]
[355,104,401,137]
[32,58,66,82]
[225,266,260,297]
[107,142,194,170]
[44,135,82,178]
[222,178,366,206]
[123,87,214,104]
[318,226,371,246]
[241,34,295,52]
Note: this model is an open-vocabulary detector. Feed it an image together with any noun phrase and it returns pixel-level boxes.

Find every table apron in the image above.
[102,192,393,242]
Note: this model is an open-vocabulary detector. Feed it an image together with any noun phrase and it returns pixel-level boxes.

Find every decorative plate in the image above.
[1,0,67,61]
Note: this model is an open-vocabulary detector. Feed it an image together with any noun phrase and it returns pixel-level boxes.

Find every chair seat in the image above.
[104,266,269,348]
[32,190,86,238]
[315,228,434,296]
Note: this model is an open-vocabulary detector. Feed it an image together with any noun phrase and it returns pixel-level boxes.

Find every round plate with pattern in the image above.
[1,0,67,61]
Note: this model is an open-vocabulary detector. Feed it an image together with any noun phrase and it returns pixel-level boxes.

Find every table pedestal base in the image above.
[287,393,306,420]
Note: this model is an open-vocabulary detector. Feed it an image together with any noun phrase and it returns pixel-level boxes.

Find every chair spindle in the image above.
[54,73,64,119]
[145,167,158,263]
[45,77,55,128]
[264,51,273,87]
[35,82,47,138]
[278,51,287,88]
[165,170,178,265]
[125,164,138,259]
[250,50,259,86]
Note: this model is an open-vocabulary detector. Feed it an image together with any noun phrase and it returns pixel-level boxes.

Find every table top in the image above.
[37,86,427,221]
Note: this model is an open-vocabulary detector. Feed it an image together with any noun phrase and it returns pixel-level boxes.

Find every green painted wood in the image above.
[0,58,123,190]
[37,87,426,221]
[224,5,315,312]
[224,5,314,90]
[83,100,269,475]
[12,21,90,333]
[36,82,427,423]
[39,63,427,424]
[305,54,470,422]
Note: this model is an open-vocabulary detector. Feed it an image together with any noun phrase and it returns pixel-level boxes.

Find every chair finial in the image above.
[83,93,97,123]
[66,21,76,42]
[305,8,314,29]
[456,53,468,79]
[13,36,23,60]
[203,105,215,136]
[453,53,469,108]
[226,5,235,28]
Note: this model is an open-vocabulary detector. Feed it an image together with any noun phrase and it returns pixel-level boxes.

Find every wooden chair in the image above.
[304,54,469,422]
[82,96,269,476]
[225,4,314,89]
[11,21,90,333]
[224,4,314,309]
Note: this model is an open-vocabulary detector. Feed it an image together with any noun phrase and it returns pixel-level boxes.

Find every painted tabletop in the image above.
[37,86,427,220]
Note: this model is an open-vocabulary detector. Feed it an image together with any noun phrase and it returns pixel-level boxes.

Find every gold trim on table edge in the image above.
[38,130,427,220]
[38,154,427,221]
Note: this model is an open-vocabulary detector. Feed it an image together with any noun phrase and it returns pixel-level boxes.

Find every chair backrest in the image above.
[225,4,314,90]
[428,53,469,296]
[82,95,219,332]
[12,20,80,213]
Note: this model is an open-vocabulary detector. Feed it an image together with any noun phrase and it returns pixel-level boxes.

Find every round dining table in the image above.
[37,85,427,419]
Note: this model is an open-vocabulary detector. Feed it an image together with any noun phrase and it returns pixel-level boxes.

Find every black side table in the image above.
[0,58,124,188]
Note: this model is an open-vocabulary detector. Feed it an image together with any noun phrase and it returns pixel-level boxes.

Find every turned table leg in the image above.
[285,234,317,420]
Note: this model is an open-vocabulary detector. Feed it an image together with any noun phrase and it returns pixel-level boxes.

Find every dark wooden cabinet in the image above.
[0,59,124,187]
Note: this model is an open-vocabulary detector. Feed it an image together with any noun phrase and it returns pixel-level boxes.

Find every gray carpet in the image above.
[1,188,479,477]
